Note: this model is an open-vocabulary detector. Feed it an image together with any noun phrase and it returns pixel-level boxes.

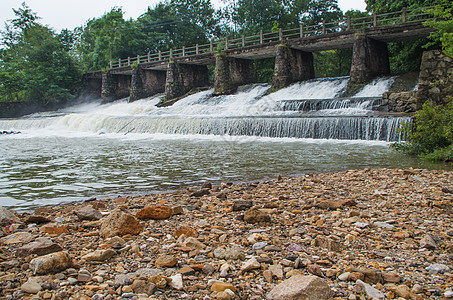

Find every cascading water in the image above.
[0,76,407,141]
[3,76,435,211]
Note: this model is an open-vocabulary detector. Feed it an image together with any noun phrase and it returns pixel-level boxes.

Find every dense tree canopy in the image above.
[0,0,451,107]
[0,3,80,104]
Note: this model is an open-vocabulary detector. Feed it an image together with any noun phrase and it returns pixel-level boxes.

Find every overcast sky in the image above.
[0,0,367,32]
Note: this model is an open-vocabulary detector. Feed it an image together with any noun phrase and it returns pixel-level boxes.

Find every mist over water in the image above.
[1,77,448,211]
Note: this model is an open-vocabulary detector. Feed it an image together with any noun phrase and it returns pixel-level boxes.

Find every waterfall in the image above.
[0,77,409,142]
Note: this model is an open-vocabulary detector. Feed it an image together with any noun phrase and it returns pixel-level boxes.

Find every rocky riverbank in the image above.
[0,168,452,300]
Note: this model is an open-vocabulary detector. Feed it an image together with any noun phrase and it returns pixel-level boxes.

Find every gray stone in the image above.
[232,200,254,211]
[16,238,63,257]
[356,279,385,299]
[21,281,42,294]
[266,275,331,300]
[420,234,437,250]
[0,206,15,227]
[74,206,102,221]
[240,257,261,272]
[426,263,450,274]
[82,249,117,262]
[0,232,33,245]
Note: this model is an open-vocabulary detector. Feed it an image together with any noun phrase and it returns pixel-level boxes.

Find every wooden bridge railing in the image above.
[110,6,435,70]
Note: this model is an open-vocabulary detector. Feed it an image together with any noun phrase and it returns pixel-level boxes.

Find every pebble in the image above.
[1,169,452,300]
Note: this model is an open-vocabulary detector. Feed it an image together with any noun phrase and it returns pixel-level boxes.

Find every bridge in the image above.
[84,6,435,101]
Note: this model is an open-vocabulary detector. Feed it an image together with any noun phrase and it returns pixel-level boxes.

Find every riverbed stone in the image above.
[16,238,63,257]
[100,209,143,238]
[136,205,173,220]
[244,208,271,224]
[0,232,33,245]
[82,249,117,261]
[74,206,102,221]
[266,275,331,300]
[0,207,15,227]
[29,251,72,274]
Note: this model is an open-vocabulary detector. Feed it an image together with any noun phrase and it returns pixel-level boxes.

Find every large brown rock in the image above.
[16,238,63,258]
[100,209,143,238]
[0,207,16,227]
[29,251,72,275]
[244,208,271,224]
[266,275,331,300]
[136,205,173,220]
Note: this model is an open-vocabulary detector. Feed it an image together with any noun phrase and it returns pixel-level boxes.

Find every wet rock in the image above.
[356,279,384,299]
[100,209,143,238]
[0,232,33,245]
[232,200,254,211]
[202,182,212,189]
[266,275,331,300]
[82,249,116,262]
[74,206,102,221]
[0,206,15,227]
[190,189,210,197]
[29,251,72,275]
[136,205,173,220]
[244,208,271,224]
[155,254,178,268]
[16,238,63,257]
[24,215,52,224]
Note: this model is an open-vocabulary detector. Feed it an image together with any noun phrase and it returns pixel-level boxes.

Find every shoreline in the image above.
[1,167,453,299]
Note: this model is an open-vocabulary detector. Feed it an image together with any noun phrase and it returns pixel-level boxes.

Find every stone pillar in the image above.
[272,44,315,90]
[417,50,453,109]
[101,72,115,100]
[349,32,390,86]
[214,54,256,94]
[101,72,132,102]
[82,72,102,98]
[130,66,166,101]
[165,62,209,100]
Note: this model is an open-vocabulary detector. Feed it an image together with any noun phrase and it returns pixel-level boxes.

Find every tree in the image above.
[425,0,453,56]
[0,3,81,105]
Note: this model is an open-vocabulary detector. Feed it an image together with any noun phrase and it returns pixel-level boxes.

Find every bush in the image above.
[391,100,453,162]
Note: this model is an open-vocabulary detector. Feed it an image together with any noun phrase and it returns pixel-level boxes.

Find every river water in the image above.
[0,77,448,211]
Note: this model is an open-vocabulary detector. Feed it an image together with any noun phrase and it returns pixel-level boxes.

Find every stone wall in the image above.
[417,50,453,109]
[382,91,417,113]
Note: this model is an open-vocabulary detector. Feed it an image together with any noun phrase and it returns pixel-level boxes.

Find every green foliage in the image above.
[314,49,352,77]
[424,0,453,56]
[0,3,81,105]
[391,101,453,162]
